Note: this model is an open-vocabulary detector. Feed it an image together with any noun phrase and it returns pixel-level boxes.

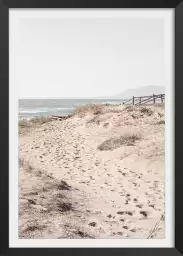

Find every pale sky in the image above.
[11,12,167,98]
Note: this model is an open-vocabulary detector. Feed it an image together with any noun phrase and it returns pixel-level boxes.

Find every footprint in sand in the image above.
[117,232,123,235]
[88,222,97,227]
[136,204,143,208]
[117,211,133,216]
[148,204,155,209]
[130,228,136,233]
[139,210,149,218]
[122,225,128,230]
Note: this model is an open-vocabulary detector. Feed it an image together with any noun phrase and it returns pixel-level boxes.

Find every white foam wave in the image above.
[100,101,122,105]
[19,110,48,114]
[54,107,75,110]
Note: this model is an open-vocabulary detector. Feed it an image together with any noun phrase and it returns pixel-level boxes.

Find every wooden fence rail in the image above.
[123,94,165,105]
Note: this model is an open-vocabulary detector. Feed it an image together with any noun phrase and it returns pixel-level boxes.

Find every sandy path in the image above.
[19,105,164,239]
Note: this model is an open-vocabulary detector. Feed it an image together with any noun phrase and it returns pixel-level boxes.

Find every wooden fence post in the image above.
[139,97,141,104]
[153,94,155,104]
[133,96,134,105]
[161,94,163,103]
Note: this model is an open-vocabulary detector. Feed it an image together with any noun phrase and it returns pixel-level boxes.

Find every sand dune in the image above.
[19,104,165,239]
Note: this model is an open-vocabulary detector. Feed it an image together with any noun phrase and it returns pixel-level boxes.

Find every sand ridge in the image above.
[19,104,165,239]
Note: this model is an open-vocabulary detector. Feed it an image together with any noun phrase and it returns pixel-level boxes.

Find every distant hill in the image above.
[112,86,165,99]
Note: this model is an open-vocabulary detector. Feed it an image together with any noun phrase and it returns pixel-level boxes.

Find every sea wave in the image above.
[100,101,122,105]
[54,107,75,110]
[19,107,75,114]
[19,110,48,114]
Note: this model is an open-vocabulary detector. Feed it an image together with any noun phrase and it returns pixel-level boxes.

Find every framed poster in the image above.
[0,0,182,255]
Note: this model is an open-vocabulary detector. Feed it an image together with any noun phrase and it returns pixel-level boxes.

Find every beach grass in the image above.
[72,104,103,117]
[19,116,53,134]
[98,132,142,151]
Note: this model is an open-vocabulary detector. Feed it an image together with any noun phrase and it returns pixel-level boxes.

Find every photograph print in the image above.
[9,9,173,243]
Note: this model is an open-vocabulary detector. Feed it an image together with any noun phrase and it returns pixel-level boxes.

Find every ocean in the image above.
[19,98,125,120]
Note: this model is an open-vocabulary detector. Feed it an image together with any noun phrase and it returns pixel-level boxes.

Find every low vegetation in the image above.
[98,132,141,151]
[158,112,164,118]
[140,107,153,116]
[19,116,52,127]
[19,158,75,238]
[105,108,123,114]
[72,104,103,117]
[156,120,165,125]
[131,114,138,119]
[19,116,52,134]
[148,214,164,239]
[125,105,134,112]
[87,116,100,125]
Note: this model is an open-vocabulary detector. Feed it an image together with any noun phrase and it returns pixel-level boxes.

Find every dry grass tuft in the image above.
[125,105,134,112]
[19,158,54,179]
[131,114,138,119]
[19,116,52,127]
[106,109,122,114]
[156,120,165,125]
[19,116,53,134]
[98,132,141,151]
[72,104,103,117]
[57,180,71,190]
[74,230,94,238]
[140,107,153,116]
[19,158,33,172]
[19,160,75,238]
[19,119,32,129]
[57,202,73,212]
[87,116,100,125]
[86,117,100,128]
[30,116,53,124]
[147,214,164,239]
[24,224,47,233]
[158,112,164,118]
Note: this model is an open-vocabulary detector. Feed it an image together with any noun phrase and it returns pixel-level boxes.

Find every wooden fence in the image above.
[123,94,165,105]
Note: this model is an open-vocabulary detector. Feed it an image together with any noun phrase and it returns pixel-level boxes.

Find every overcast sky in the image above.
[11,12,166,98]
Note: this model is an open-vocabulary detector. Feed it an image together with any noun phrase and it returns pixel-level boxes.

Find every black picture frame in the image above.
[0,0,183,255]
